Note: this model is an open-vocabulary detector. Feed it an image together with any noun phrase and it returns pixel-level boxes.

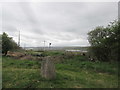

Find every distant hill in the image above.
[24,46,89,51]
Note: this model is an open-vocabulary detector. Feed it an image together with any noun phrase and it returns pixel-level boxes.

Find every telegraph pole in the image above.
[43,40,46,51]
[49,43,51,50]
[18,30,20,47]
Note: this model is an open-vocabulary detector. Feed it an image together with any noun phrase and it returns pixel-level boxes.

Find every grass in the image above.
[2,52,118,88]
[24,50,65,57]
[42,50,65,56]
[0,56,2,89]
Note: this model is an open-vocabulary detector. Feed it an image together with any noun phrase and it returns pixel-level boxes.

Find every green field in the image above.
[0,56,2,89]
[2,51,118,88]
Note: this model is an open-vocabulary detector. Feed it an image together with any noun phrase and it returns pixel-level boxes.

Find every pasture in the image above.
[2,51,118,88]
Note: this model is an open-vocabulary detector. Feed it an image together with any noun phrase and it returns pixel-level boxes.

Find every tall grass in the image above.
[2,53,118,88]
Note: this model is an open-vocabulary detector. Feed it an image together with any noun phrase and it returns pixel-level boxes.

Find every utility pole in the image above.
[18,30,20,47]
[49,43,51,50]
[43,40,46,51]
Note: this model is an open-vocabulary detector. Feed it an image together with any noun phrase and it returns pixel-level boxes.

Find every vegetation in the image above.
[42,51,65,56]
[2,52,118,88]
[2,20,119,88]
[1,32,19,56]
[88,20,119,61]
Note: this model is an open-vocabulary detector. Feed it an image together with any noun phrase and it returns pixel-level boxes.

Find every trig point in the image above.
[41,56,56,80]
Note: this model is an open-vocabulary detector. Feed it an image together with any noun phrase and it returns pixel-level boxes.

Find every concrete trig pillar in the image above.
[41,56,56,80]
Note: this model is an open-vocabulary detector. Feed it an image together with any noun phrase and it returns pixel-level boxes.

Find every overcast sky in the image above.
[1,2,118,47]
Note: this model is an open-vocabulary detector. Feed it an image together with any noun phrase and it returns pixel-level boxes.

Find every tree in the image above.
[104,21,119,61]
[88,20,119,62]
[2,32,19,56]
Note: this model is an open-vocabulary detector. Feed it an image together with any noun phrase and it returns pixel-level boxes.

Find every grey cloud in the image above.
[1,2,117,47]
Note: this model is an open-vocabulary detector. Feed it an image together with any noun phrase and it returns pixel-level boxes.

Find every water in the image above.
[65,49,87,52]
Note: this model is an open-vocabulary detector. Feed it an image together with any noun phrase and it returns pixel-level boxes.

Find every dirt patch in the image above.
[7,51,26,58]
[20,55,36,60]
